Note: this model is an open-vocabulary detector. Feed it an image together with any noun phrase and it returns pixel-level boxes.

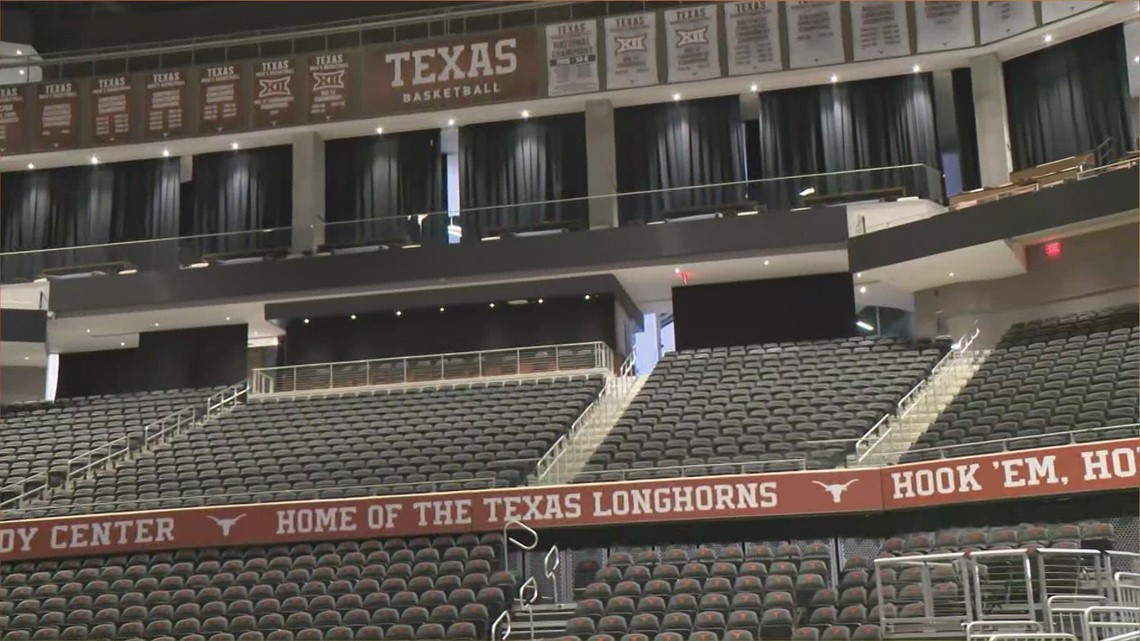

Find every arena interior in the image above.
[0,2,1138,641]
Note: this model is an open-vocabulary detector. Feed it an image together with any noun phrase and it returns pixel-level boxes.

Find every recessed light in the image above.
[447,118,456,127]
[749,83,758,92]
[856,272,862,279]
[86,329,91,334]
[376,126,384,134]
[15,49,22,55]
[439,307,445,312]
[489,303,496,309]
[120,342,126,347]
[230,141,240,150]
[948,272,955,278]
[537,298,543,304]
[829,74,839,83]
[912,64,921,73]
[859,286,867,294]
[18,69,25,76]
[90,156,100,165]
[26,163,34,170]
[396,310,403,317]
[154,322,160,327]
[672,93,681,102]
[162,149,170,157]
[674,267,681,274]
[1134,55,1139,63]
[521,109,530,119]
[1043,34,1053,44]
[763,259,770,266]
[226,317,231,322]
[350,314,357,320]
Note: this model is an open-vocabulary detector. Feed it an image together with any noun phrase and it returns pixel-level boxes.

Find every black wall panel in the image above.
[57,325,248,397]
[284,295,617,365]
[672,273,856,350]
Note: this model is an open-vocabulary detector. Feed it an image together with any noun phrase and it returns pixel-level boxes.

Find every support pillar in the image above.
[585,99,618,229]
[969,54,1013,187]
[291,131,325,254]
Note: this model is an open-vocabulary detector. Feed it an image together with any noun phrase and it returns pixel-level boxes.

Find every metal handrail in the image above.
[895,423,1140,465]
[0,224,292,258]
[503,519,538,576]
[577,457,815,483]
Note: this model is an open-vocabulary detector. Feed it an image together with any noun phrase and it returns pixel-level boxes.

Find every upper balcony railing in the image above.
[0,164,942,284]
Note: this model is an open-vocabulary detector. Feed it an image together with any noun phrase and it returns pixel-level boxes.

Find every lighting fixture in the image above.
[154,322,160,327]
[537,299,544,304]
[674,267,681,274]
[118,268,137,275]
[439,307,445,312]
[230,141,240,150]
[396,310,403,317]
[86,329,91,334]
[489,303,496,309]
[912,64,921,73]
[24,356,29,361]
[226,317,231,322]
[672,93,681,102]
[521,109,530,119]
[799,186,816,197]
[859,286,867,294]
[856,320,875,332]
[829,74,839,83]
[303,318,310,324]
[763,259,770,266]
[350,314,357,320]
[1043,34,1053,44]
[584,295,591,301]
[1134,56,1139,63]
[18,69,24,75]
[376,126,384,134]
[447,118,456,126]
[15,49,22,55]
[749,83,758,92]
[856,272,862,279]
[120,342,126,347]
[162,149,170,157]
[90,156,100,165]
[948,272,955,278]
[26,163,34,170]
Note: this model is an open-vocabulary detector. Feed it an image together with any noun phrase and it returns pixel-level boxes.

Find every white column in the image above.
[585,99,618,229]
[970,53,1013,186]
[440,126,461,243]
[291,131,325,254]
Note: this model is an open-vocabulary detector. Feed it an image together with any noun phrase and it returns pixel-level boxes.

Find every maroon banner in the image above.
[144,70,188,140]
[882,437,1140,509]
[199,63,245,135]
[0,468,880,561]
[0,85,27,155]
[34,81,79,150]
[306,52,354,123]
[252,58,299,129]
[364,27,543,116]
[90,74,134,145]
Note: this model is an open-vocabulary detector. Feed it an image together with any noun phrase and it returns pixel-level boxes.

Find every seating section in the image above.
[0,535,513,641]
[905,306,1139,462]
[564,542,881,641]
[577,337,943,481]
[0,388,218,497]
[33,377,602,516]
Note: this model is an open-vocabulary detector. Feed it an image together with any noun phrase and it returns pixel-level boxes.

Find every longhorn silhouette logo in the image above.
[812,479,859,503]
[207,513,247,537]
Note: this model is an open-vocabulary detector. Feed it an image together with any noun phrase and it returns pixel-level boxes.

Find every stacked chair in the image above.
[577,337,943,481]
[905,306,1139,462]
[0,535,515,641]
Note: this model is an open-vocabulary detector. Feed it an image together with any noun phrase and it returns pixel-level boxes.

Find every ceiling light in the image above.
[86,329,91,334]
[537,298,544,304]
[90,156,100,165]
[23,356,29,361]
[1134,56,1139,63]
[829,74,839,83]
[303,318,310,324]
[26,163,34,170]
[763,259,770,266]
[859,285,867,294]
[154,322,160,327]
[18,69,25,76]
[396,310,403,317]
[749,83,758,92]
[120,342,126,347]
[948,272,955,278]
[912,64,921,73]
[521,109,530,119]
[350,314,357,320]
[447,118,456,127]
[230,141,240,150]
[375,126,384,134]
[672,93,681,102]
[439,307,445,312]
[856,272,862,279]
[584,295,591,301]
[162,149,170,157]
[15,49,22,55]
[226,317,231,322]
[799,186,816,197]
[489,303,495,309]
[1043,34,1053,44]
[856,320,875,332]
[674,267,681,274]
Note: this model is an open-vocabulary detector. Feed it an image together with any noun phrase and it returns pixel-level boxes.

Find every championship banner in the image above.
[252,58,299,129]
[851,1,910,62]
[307,51,354,123]
[0,85,28,155]
[546,20,600,97]
[0,469,881,561]
[724,1,782,76]
[604,12,659,90]
[144,70,187,141]
[34,81,79,150]
[1041,1,1102,24]
[882,437,1140,510]
[90,74,134,145]
[199,63,244,135]
[664,4,721,83]
[785,1,845,69]
[364,28,543,116]
[978,1,1037,45]
[915,1,976,53]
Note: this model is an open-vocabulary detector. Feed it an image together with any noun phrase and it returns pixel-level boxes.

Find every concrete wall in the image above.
[0,366,45,404]
[914,223,1139,346]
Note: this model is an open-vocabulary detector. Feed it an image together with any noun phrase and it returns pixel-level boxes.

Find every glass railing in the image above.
[0,164,942,284]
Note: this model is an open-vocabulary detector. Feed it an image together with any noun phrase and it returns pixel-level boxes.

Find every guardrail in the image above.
[571,455,822,484]
[250,341,613,397]
[896,424,1140,465]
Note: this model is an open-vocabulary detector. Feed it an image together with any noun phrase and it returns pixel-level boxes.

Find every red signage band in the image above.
[0,469,879,561]
[882,438,1140,509]
[0,439,1136,562]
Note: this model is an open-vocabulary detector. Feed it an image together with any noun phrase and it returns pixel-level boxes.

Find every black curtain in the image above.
[1004,25,1135,170]
[615,95,747,223]
[459,113,588,241]
[325,129,446,247]
[952,68,982,192]
[186,145,292,256]
[753,73,942,209]
[0,159,180,283]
